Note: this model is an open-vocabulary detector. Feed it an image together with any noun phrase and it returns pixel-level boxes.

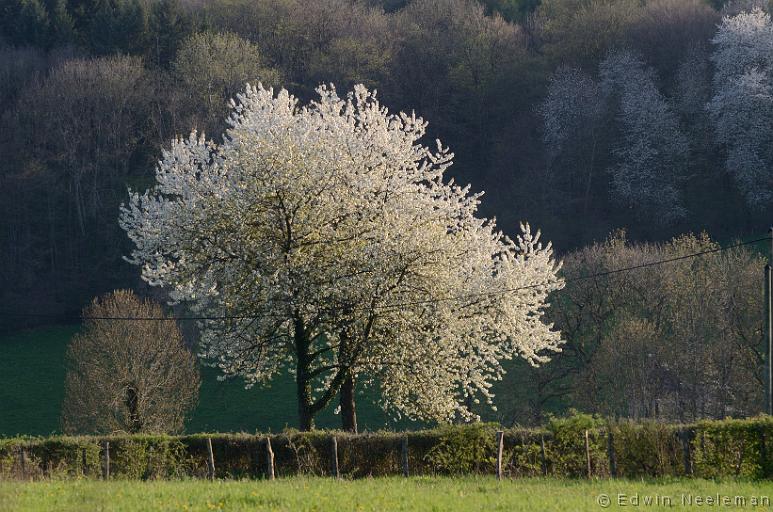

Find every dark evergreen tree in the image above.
[46,0,76,46]
[1,0,50,46]
[87,0,148,55]
[480,0,540,22]
[147,0,190,67]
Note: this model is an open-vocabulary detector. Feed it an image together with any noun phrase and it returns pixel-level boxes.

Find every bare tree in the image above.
[61,290,200,434]
[551,232,765,422]
[626,0,718,77]
[0,55,153,328]
[172,31,281,134]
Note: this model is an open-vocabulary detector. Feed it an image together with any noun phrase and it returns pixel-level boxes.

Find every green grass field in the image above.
[0,326,414,437]
[1,478,772,511]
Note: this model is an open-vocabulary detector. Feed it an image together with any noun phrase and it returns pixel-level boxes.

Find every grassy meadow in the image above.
[0,326,415,436]
[2,477,772,511]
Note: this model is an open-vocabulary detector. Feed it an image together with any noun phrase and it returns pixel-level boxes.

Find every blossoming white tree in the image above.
[708,8,773,208]
[120,83,564,431]
[600,50,689,223]
[539,66,605,216]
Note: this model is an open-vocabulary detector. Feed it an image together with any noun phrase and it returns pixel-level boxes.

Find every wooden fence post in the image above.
[19,446,27,479]
[265,437,275,480]
[401,437,409,477]
[496,431,504,481]
[607,430,617,478]
[584,430,592,478]
[331,436,340,479]
[81,448,88,477]
[206,438,216,481]
[539,435,548,476]
[146,445,154,479]
[102,441,110,480]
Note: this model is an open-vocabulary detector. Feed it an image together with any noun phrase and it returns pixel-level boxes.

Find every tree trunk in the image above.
[125,384,142,434]
[294,318,315,431]
[292,314,360,431]
[298,390,315,431]
[339,374,357,433]
[337,319,358,433]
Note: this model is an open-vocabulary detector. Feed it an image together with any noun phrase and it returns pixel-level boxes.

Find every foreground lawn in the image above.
[1,477,773,511]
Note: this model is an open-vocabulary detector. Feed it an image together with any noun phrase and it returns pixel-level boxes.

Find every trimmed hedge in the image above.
[2,416,772,480]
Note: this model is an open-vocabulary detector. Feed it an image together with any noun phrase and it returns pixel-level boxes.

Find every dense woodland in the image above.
[1,0,773,425]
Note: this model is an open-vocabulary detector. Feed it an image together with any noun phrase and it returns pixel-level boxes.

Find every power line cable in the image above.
[1,235,770,321]
[374,236,771,311]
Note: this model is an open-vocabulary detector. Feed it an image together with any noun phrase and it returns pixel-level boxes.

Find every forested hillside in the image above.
[1,0,772,329]
[2,0,773,433]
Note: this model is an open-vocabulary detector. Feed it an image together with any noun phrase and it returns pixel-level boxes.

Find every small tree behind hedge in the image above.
[61,290,200,434]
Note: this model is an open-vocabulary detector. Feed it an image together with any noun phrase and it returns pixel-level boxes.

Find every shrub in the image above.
[611,421,682,477]
[545,410,606,477]
[503,430,545,478]
[424,423,498,475]
[693,417,773,479]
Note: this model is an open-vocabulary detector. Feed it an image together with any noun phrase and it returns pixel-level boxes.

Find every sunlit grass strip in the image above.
[2,477,773,511]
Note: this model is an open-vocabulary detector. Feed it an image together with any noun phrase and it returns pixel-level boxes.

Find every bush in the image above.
[611,421,682,477]
[424,423,498,475]
[503,430,545,478]
[693,417,773,479]
[545,410,606,477]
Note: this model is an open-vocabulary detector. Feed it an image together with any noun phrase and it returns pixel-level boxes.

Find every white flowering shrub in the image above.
[120,83,564,429]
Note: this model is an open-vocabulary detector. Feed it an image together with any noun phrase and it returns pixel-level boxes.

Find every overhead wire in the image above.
[1,236,770,321]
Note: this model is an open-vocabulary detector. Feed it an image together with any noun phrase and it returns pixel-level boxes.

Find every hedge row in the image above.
[1,415,772,480]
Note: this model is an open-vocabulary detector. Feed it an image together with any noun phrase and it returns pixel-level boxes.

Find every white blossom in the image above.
[708,8,773,208]
[540,66,604,161]
[120,83,564,426]
[600,50,688,223]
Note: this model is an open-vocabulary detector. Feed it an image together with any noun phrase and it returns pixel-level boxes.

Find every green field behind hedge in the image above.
[2,477,772,511]
[0,326,416,436]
